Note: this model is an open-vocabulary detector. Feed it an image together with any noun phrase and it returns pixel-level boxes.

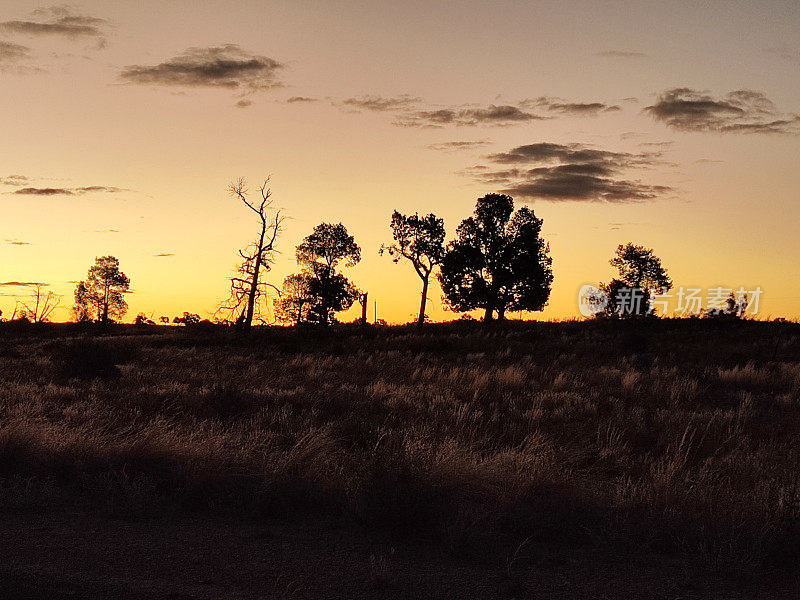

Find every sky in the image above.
[1,0,799,323]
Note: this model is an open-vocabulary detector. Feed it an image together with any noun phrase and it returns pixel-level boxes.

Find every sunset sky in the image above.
[1,1,799,323]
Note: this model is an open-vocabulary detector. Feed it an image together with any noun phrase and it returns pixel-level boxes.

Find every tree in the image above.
[73,256,130,323]
[294,223,361,326]
[173,312,201,326]
[159,316,169,325]
[134,313,156,326]
[601,243,672,317]
[381,211,445,327]
[218,177,284,329]
[18,284,61,323]
[438,194,553,321]
[274,273,315,326]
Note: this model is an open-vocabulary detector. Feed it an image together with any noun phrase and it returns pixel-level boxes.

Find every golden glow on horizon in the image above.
[1,1,799,323]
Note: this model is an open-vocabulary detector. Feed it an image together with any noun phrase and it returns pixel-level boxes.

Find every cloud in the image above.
[119,45,284,92]
[0,174,30,185]
[766,45,800,64]
[425,140,492,152]
[9,185,128,196]
[236,99,252,108]
[286,96,317,103]
[0,6,108,40]
[597,50,647,58]
[153,252,174,257]
[397,104,544,128]
[341,95,420,112]
[0,40,30,68]
[645,88,800,134]
[0,281,46,287]
[464,142,671,202]
[520,97,621,117]
[3,239,29,246]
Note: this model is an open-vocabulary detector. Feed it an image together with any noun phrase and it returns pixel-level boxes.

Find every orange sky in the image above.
[1,1,799,323]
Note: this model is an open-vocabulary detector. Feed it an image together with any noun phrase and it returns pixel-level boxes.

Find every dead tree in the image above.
[218,177,284,328]
[19,285,61,323]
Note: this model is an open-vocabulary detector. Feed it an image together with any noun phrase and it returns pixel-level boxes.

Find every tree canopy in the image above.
[438,194,553,321]
[73,256,130,323]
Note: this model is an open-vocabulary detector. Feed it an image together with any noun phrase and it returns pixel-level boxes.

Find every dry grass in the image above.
[1,319,799,576]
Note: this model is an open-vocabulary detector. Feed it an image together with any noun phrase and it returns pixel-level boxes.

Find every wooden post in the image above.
[359,292,368,325]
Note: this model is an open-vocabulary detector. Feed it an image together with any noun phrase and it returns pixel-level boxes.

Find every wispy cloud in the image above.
[341,95,420,112]
[597,50,647,58]
[0,40,30,70]
[119,45,284,93]
[462,142,671,202]
[153,252,175,257]
[0,6,109,48]
[765,44,800,65]
[645,88,800,134]
[425,140,492,152]
[396,104,544,128]
[0,281,46,287]
[0,174,30,185]
[521,97,622,116]
[3,239,30,246]
[286,96,317,103]
[9,185,129,196]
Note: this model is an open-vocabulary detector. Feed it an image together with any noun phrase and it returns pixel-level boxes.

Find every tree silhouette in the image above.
[381,211,445,327]
[218,177,283,329]
[294,223,361,326]
[438,194,553,321]
[173,312,201,325]
[73,256,130,324]
[18,284,61,323]
[601,243,672,317]
[274,272,314,326]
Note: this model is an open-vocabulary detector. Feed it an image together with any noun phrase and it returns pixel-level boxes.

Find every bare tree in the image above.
[19,284,61,323]
[217,177,284,328]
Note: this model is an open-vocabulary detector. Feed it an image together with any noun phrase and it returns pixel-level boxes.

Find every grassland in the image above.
[1,319,799,598]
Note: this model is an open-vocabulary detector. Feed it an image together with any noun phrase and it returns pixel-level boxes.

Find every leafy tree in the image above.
[159,316,169,325]
[381,211,445,327]
[73,256,130,323]
[274,273,315,326]
[134,313,156,326]
[218,177,284,329]
[294,223,361,326]
[173,312,201,325]
[601,243,672,317]
[438,194,553,321]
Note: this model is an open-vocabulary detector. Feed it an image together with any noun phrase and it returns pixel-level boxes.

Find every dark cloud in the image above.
[286,96,317,103]
[520,97,621,117]
[153,252,175,257]
[4,239,30,245]
[426,140,492,152]
[10,185,127,196]
[397,104,543,128]
[0,6,107,40]
[13,187,73,195]
[341,95,420,112]
[0,281,46,287]
[464,142,670,202]
[236,99,252,108]
[645,88,800,134]
[597,50,647,58]
[119,45,284,91]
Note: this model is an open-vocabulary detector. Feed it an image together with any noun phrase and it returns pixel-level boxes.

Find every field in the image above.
[1,319,800,599]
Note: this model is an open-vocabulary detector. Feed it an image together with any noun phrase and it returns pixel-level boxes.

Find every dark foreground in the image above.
[1,319,799,598]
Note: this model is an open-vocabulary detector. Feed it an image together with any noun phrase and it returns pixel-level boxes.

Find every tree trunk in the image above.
[483,305,494,322]
[244,222,267,329]
[417,276,429,328]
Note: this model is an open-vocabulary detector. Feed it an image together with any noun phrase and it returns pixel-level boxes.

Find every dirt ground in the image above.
[1,511,797,600]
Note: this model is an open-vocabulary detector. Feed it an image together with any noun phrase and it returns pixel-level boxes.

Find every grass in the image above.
[1,318,799,582]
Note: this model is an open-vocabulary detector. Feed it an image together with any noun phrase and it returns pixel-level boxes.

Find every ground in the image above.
[1,319,799,598]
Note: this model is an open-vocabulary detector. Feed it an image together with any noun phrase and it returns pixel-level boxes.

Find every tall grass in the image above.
[0,319,798,572]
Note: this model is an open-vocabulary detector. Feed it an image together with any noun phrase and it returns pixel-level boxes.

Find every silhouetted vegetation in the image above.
[438,194,553,322]
[72,256,131,324]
